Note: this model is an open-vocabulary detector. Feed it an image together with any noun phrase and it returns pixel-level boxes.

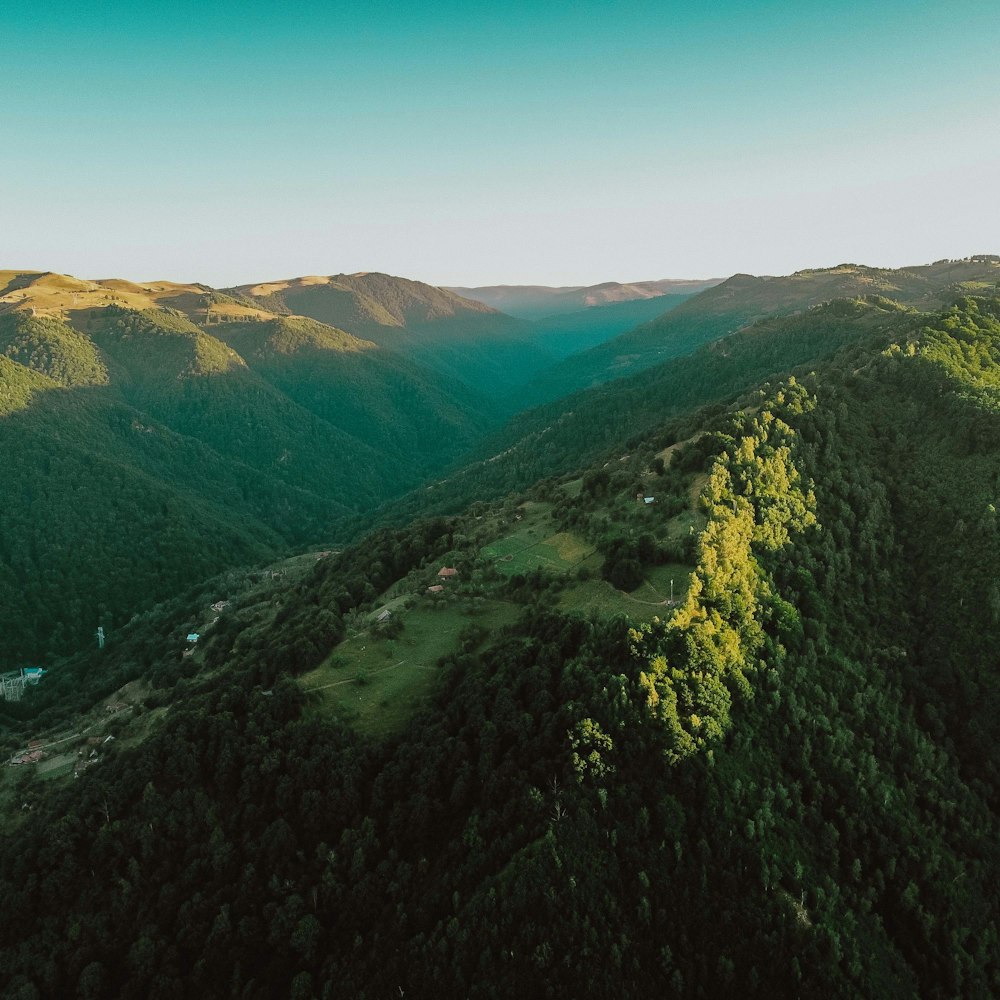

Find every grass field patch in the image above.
[485,529,595,576]
[301,600,520,737]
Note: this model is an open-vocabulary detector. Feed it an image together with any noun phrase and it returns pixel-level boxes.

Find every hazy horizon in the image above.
[8,254,997,294]
[5,0,998,285]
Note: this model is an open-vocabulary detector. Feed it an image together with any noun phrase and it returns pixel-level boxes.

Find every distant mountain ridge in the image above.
[523,257,1000,403]
[0,269,271,324]
[228,271,556,395]
[231,272,501,328]
[448,277,724,319]
[0,274,503,662]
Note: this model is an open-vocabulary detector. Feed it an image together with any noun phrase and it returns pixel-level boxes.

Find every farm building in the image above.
[375,609,393,624]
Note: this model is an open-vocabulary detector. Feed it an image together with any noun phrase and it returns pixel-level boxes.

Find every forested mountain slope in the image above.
[516,293,693,364]
[230,272,555,396]
[449,278,722,319]
[527,257,1000,402]
[1,297,998,998]
[0,302,495,663]
[371,296,915,531]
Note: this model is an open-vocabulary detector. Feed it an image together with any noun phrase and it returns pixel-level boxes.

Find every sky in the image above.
[4,0,999,286]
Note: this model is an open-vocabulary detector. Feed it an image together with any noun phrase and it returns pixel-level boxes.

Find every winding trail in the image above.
[304,661,407,692]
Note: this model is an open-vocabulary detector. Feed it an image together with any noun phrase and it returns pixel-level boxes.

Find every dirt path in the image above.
[304,661,406,692]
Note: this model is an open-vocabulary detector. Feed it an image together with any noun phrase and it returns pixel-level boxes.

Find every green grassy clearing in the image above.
[37,753,75,781]
[301,600,521,737]
[480,504,555,558]
[481,500,594,578]
[638,563,693,603]
[490,530,596,576]
[559,562,693,623]
[665,507,707,540]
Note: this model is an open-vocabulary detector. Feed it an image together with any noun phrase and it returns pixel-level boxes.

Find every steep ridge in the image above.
[2,298,997,997]
[237,272,501,328]
[231,272,556,396]
[0,312,108,387]
[85,307,387,504]
[371,296,915,531]
[526,257,1000,403]
[450,277,723,319]
[0,269,271,324]
[213,315,495,468]
[521,293,694,361]
[0,296,503,662]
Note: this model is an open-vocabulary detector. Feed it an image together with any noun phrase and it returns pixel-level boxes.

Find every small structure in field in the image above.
[375,608,393,624]
[643,496,656,505]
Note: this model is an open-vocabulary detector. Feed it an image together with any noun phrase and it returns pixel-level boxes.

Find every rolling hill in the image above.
[2,293,998,998]
[524,257,1000,404]
[0,283,501,663]
[449,277,723,319]
[229,272,556,396]
[366,295,918,531]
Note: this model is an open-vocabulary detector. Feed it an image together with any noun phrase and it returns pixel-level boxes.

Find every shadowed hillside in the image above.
[230,272,557,396]
[0,298,503,663]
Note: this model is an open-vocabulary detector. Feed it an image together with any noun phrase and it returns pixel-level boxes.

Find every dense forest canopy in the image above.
[1,285,998,998]
[0,302,496,662]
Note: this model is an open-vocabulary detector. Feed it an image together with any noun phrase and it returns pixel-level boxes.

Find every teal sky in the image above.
[4,1,999,286]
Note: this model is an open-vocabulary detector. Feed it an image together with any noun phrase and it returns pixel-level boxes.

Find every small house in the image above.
[438,567,458,578]
[375,608,393,624]
[643,497,655,505]
[427,585,444,593]
[186,633,200,643]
